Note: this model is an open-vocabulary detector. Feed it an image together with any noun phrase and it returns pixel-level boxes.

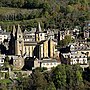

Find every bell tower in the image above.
[15,24,24,56]
[9,25,16,55]
[35,22,42,42]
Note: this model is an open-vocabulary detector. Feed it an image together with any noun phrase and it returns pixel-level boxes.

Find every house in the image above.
[61,42,88,66]
[0,54,5,67]
[62,51,88,65]
[58,30,70,41]
[41,58,60,70]
[84,30,89,39]
[0,27,10,44]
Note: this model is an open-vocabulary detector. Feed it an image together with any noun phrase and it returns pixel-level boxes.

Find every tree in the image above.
[52,65,66,90]
[2,56,10,70]
[65,65,74,90]
[42,2,51,12]
[51,64,84,90]
[35,67,47,72]
[5,72,9,79]
[66,5,74,13]
[83,66,90,89]
[58,35,74,47]
[5,56,9,62]
[20,77,33,90]
[31,69,48,90]
[64,35,72,45]
[17,0,25,7]
[46,82,56,90]
[72,65,84,90]
[44,71,56,90]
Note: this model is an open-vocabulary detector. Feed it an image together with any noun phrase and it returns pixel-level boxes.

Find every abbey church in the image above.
[9,23,57,59]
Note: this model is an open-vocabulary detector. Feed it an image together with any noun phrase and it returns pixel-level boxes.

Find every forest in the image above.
[0,0,89,31]
[0,64,90,90]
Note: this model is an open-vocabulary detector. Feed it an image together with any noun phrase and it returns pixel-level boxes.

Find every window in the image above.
[43,63,45,65]
[83,59,86,62]
[14,60,16,62]
[40,34,42,36]
[47,63,49,65]
[19,41,22,43]
[68,55,70,58]
[77,59,79,62]
[1,59,3,62]
[51,63,52,65]
[38,37,39,40]
[19,35,21,38]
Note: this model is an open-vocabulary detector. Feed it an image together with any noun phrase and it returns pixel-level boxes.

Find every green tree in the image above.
[46,82,56,90]
[3,56,10,70]
[58,35,74,47]
[5,72,9,79]
[52,65,66,90]
[31,69,48,90]
[64,35,72,44]
[66,5,74,13]
[51,64,84,90]
[44,71,56,90]
[20,77,32,90]
[65,65,74,90]
[42,2,51,12]
[72,65,84,90]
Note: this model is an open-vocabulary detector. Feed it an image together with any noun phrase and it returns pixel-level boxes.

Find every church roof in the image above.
[41,58,57,63]
[38,40,47,44]
[24,41,37,46]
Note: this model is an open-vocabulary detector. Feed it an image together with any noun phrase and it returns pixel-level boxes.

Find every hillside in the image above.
[0,0,90,31]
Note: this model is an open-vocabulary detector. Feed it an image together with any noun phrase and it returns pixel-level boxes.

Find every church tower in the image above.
[35,22,41,42]
[48,38,56,58]
[9,25,16,55]
[35,22,45,42]
[15,24,24,56]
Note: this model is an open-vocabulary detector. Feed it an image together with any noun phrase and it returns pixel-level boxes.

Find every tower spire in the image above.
[36,22,42,32]
[17,24,22,34]
[38,22,42,32]
[12,25,16,36]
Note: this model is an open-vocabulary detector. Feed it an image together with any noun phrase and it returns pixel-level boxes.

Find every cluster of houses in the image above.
[0,22,90,79]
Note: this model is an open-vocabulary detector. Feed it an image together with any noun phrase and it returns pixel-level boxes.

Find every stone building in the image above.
[58,30,70,42]
[0,26,10,44]
[9,23,57,59]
